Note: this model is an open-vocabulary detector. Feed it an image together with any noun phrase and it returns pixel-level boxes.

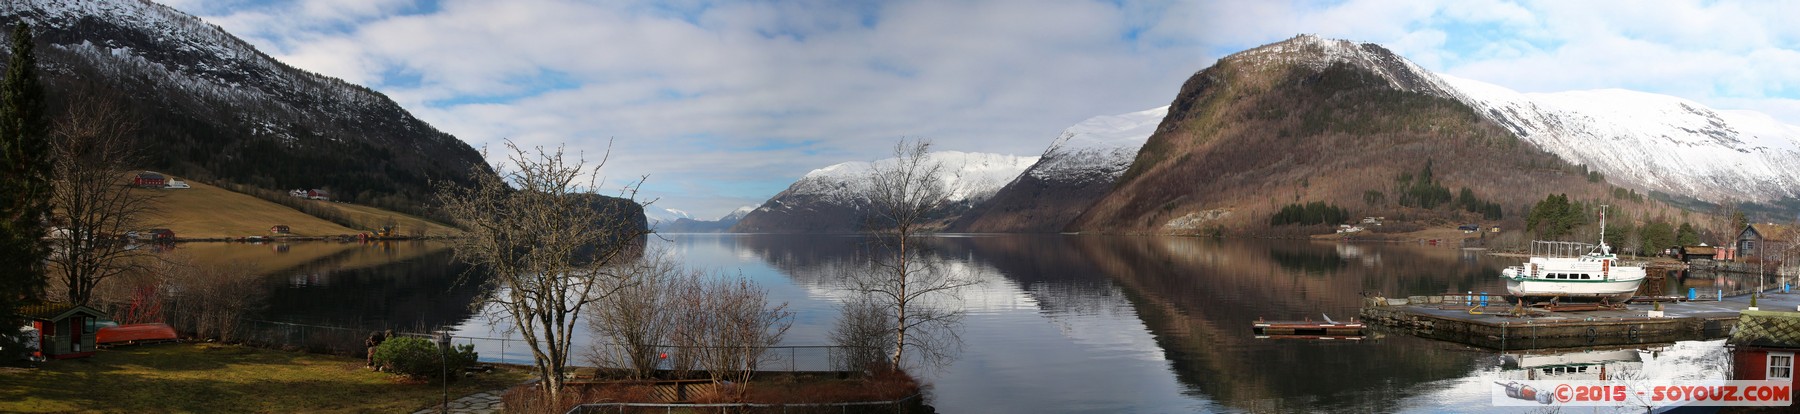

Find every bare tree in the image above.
[436,140,651,400]
[847,138,979,370]
[45,93,158,305]
[829,295,896,373]
[586,250,681,379]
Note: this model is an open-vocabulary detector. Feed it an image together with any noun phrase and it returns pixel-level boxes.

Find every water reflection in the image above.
[200,235,1733,413]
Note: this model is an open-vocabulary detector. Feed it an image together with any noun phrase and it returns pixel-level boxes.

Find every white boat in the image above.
[1500,209,1646,302]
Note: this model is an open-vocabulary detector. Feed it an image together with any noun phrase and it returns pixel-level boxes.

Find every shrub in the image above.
[373,336,478,381]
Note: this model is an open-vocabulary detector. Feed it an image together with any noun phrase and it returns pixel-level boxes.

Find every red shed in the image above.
[18,302,105,360]
[1728,310,1800,397]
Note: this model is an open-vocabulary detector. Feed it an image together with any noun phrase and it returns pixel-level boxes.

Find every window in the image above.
[1770,353,1793,380]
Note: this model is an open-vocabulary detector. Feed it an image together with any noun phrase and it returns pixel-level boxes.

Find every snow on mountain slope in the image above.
[1025,106,1169,184]
[643,207,693,225]
[721,205,756,221]
[1442,74,1800,202]
[1232,34,1457,97]
[778,151,1040,207]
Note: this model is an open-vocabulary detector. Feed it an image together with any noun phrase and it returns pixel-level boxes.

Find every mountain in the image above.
[643,207,693,226]
[653,205,754,233]
[732,151,1038,233]
[1,0,488,216]
[1070,34,1611,234]
[950,106,1168,232]
[1442,75,1800,204]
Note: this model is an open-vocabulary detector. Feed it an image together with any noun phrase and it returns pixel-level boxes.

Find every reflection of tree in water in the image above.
[255,244,487,332]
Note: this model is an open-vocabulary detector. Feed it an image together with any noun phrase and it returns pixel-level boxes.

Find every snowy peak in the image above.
[722,205,756,221]
[1226,34,1457,97]
[1442,74,1800,202]
[1028,106,1168,184]
[790,151,1040,203]
[643,207,693,225]
[733,150,1037,233]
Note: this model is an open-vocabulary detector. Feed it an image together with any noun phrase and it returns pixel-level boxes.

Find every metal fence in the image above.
[158,314,871,373]
[563,394,924,414]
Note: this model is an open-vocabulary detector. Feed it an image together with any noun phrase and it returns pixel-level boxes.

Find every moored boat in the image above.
[1500,209,1646,302]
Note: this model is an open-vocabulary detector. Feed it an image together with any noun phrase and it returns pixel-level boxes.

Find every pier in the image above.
[1359,292,1800,350]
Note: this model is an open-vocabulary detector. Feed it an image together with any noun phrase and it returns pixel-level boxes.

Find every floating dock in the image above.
[1358,292,1800,350]
[1251,318,1364,336]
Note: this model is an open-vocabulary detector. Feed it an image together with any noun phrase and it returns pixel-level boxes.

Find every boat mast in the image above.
[1598,204,1609,254]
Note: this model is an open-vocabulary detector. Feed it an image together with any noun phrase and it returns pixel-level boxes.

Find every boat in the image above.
[1500,208,1646,303]
[96,323,179,347]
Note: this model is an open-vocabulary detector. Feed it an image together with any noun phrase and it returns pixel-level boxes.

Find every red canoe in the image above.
[97,323,178,346]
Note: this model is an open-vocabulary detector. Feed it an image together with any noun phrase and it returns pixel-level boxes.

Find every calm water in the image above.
[212,235,1732,413]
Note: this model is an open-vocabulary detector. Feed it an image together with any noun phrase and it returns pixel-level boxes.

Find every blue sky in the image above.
[158,0,1800,219]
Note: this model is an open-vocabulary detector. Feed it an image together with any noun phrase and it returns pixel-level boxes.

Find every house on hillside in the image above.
[164,180,190,189]
[132,172,166,188]
[18,302,106,360]
[1727,310,1799,401]
[1739,224,1795,263]
[269,225,290,235]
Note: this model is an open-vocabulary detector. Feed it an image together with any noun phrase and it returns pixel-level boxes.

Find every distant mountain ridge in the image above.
[951,106,1167,232]
[732,151,1037,233]
[2,0,489,215]
[1443,75,1800,204]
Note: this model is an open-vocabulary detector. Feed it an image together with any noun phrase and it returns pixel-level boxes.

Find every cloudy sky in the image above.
[157,0,1800,219]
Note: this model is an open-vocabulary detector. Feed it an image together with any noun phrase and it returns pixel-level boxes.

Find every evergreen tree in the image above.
[1676,222,1700,246]
[0,22,50,360]
[1640,220,1675,256]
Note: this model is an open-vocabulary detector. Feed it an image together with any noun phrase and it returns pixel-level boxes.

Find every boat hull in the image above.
[1504,272,1644,302]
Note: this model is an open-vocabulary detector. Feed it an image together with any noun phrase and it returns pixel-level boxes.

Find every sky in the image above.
[155,0,1800,219]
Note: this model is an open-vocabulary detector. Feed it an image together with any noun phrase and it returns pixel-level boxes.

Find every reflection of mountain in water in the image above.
[735,235,1515,412]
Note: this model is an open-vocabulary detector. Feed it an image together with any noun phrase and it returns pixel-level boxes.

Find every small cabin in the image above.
[165,180,190,189]
[147,228,175,241]
[1727,310,1800,400]
[18,302,106,360]
[269,225,291,235]
[1675,245,1717,263]
[132,172,166,188]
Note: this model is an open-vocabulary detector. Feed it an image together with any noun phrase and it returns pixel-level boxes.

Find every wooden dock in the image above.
[1251,318,1364,336]
[1356,293,1799,350]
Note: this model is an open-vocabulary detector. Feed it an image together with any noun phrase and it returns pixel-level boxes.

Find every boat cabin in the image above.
[18,302,105,360]
[1727,310,1800,400]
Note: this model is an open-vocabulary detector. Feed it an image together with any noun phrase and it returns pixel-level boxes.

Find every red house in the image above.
[1728,310,1799,396]
[132,172,167,188]
[18,302,105,360]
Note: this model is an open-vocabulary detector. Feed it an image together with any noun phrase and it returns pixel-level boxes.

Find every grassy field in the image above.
[136,175,457,239]
[140,178,360,238]
[0,343,528,413]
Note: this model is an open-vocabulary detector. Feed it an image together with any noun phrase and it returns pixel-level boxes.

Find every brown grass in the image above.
[137,175,459,239]
[139,177,359,238]
[0,342,529,413]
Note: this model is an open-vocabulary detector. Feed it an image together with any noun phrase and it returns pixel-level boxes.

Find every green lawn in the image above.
[0,343,529,413]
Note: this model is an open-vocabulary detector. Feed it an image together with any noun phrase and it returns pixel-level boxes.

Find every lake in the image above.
[206,235,1733,413]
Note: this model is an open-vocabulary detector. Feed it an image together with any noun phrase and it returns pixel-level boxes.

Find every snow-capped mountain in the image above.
[1443,75,1800,203]
[2,0,489,210]
[721,205,756,221]
[643,207,693,225]
[1026,106,1169,184]
[953,107,1168,232]
[733,151,1038,233]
